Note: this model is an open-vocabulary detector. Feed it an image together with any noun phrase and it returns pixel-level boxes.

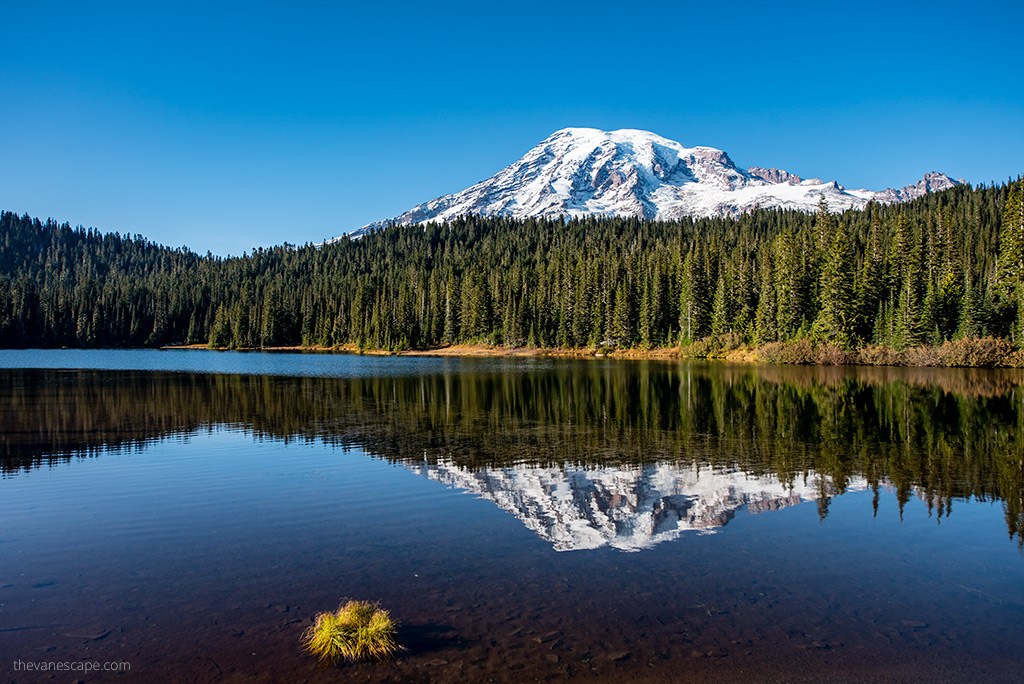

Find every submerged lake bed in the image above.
[1,350,1023,682]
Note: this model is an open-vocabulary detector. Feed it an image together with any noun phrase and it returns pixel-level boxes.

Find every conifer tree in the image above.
[710,270,731,337]
[895,236,926,347]
[929,204,962,341]
[442,275,458,345]
[772,230,802,338]
[611,278,634,346]
[261,285,281,347]
[814,216,856,346]
[209,304,232,348]
[887,211,904,284]
[998,182,1024,340]
[678,246,708,343]
[753,251,777,344]
[856,212,885,341]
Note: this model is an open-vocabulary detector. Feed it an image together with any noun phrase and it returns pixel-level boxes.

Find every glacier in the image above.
[335,127,962,241]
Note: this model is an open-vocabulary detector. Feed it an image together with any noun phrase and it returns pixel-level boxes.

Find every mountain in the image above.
[342,128,962,239]
[408,459,868,552]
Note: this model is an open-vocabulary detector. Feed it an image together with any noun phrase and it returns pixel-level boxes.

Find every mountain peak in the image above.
[548,127,681,144]
[342,128,962,238]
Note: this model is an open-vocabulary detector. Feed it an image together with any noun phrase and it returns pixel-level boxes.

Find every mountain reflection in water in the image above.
[416,460,866,551]
[2,360,1023,548]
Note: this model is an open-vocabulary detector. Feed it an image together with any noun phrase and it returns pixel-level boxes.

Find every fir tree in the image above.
[813,216,857,347]
[998,182,1024,340]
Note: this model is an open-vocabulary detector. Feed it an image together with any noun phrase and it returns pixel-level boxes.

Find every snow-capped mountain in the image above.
[407,459,867,552]
[341,128,962,238]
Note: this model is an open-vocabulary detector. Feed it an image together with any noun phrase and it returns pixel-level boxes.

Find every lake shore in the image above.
[163,336,1024,367]
[164,342,698,359]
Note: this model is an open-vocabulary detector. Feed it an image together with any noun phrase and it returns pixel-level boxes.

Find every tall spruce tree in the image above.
[998,182,1024,340]
[856,212,885,341]
[814,213,857,347]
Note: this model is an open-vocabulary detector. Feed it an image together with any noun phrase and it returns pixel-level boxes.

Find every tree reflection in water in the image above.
[2,361,1022,547]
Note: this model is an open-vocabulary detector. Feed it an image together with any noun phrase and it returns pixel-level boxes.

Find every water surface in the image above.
[1,350,1023,682]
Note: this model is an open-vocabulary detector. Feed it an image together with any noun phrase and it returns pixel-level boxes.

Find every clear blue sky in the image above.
[2,1,1022,256]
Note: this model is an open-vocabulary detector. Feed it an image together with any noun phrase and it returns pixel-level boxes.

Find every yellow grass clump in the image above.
[302,600,401,664]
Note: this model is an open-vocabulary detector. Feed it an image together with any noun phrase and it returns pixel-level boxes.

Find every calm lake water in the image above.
[2,349,1023,682]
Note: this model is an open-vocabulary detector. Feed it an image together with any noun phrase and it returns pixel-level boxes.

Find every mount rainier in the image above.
[342,127,960,239]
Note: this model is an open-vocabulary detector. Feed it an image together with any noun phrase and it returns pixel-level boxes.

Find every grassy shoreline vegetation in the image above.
[170,335,1024,366]
[2,179,1023,366]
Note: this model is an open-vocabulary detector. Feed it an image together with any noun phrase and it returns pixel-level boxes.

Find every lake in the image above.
[2,349,1023,682]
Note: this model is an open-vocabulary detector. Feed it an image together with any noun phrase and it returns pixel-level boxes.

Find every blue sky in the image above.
[2,1,1022,255]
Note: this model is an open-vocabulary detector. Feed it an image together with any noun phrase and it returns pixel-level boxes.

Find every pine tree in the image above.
[998,182,1024,340]
[928,205,958,341]
[260,286,281,347]
[887,212,909,300]
[678,246,708,343]
[710,270,731,337]
[813,217,857,347]
[937,268,962,340]
[895,236,926,347]
[611,278,634,346]
[209,303,232,348]
[855,212,884,339]
[772,229,802,338]
[442,274,458,345]
[753,253,777,345]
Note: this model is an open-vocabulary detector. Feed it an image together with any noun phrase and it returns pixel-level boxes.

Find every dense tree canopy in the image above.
[0,179,1020,351]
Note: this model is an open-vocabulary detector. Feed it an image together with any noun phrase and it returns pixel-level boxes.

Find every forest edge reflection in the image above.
[1,360,1023,549]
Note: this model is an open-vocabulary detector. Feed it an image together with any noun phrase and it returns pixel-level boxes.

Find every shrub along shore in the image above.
[684,334,1024,367]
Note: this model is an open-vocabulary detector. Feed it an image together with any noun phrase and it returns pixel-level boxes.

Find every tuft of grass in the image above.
[302,600,401,664]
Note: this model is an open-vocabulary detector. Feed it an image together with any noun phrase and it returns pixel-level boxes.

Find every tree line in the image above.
[0,179,1021,351]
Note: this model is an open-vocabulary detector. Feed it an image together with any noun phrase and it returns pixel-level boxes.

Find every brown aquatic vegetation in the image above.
[302,600,401,664]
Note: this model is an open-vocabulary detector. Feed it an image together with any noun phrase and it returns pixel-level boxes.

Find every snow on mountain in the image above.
[406,459,867,552]
[338,128,962,240]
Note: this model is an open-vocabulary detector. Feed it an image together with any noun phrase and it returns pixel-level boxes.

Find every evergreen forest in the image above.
[1,179,1022,357]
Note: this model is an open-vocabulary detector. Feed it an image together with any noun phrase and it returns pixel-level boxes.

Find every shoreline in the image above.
[161,342,682,359]
[160,337,1024,368]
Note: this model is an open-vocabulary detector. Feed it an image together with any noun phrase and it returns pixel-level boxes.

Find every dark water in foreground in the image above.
[1,350,1023,683]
